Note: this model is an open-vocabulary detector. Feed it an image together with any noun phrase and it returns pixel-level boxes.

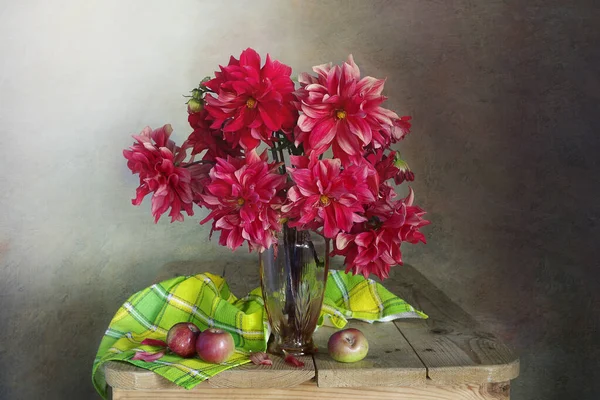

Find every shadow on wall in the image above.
[383,2,600,400]
[0,282,109,399]
[290,1,600,400]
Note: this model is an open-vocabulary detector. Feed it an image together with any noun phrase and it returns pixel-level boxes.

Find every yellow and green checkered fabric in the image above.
[92,270,426,398]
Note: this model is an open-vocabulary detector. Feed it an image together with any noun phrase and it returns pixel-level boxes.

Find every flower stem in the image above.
[270,145,280,164]
[278,144,287,174]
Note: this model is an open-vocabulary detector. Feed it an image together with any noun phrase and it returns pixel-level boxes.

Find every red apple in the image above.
[327,328,369,363]
[196,328,235,363]
[166,322,201,358]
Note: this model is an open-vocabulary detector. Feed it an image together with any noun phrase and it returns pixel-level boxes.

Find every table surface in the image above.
[104,264,519,392]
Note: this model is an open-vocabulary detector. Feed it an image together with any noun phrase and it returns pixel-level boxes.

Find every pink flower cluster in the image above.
[203,49,297,150]
[334,188,428,279]
[200,150,286,252]
[124,48,429,280]
[123,125,193,223]
[294,56,406,165]
[282,155,377,239]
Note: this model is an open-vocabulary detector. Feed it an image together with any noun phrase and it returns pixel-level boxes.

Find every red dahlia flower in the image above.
[372,115,412,149]
[203,48,297,151]
[398,188,429,244]
[282,156,377,239]
[392,116,412,142]
[185,109,242,161]
[187,162,213,205]
[365,149,414,187]
[200,150,286,251]
[366,149,397,182]
[294,55,401,166]
[123,125,194,223]
[392,157,415,185]
[334,188,429,279]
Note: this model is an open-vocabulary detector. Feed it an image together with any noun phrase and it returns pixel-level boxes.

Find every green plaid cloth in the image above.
[92,270,426,398]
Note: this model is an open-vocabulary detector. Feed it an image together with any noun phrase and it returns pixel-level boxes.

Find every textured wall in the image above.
[1,0,598,399]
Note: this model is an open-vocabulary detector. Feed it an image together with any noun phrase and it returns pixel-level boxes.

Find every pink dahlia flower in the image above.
[393,157,415,185]
[392,115,412,142]
[123,124,194,223]
[371,115,412,149]
[185,109,242,161]
[398,188,429,244]
[366,149,397,183]
[365,149,414,188]
[294,55,401,166]
[200,150,286,251]
[203,48,297,151]
[187,162,213,205]
[334,188,429,279]
[282,156,377,239]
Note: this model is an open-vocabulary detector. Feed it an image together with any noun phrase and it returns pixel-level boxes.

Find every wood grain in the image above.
[111,381,510,400]
[388,265,520,385]
[105,355,315,390]
[208,354,314,388]
[312,320,427,387]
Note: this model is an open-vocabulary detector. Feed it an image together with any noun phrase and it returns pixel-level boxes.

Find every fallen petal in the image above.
[141,338,167,348]
[284,354,305,368]
[132,350,165,362]
[250,352,273,366]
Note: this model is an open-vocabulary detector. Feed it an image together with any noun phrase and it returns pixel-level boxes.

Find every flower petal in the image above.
[250,352,273,366]
[132,350,165,362]
[284,355,305,368]
[141,339,167,348]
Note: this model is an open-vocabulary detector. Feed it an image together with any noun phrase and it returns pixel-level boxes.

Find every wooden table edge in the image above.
[426,358,520,385]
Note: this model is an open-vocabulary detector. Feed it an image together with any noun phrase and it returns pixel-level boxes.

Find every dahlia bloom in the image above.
[282,156,377,239]
[294,55,401,165]
[334,188,429,279]
[200,150,286,251]
[203,48,297,151]
[366,149,397,183]
[393,157,415,185]
[187,162,213,205]
[123,125,194,223]
[365,149,414,187]
[372,115,412,149]
[392,116,412,142]
[398,188,429,244]
[185,109,242,161]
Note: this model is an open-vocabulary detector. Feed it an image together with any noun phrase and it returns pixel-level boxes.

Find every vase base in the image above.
[268,340,316,356]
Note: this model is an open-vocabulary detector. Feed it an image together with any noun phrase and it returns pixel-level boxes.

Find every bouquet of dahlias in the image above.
[124,48,429,280]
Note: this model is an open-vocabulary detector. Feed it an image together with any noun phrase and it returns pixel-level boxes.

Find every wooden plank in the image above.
[111,381,510,400]
[312,320,427,387]
[105,355,314,390]
[208,354,314,388]
[387,265,519,385]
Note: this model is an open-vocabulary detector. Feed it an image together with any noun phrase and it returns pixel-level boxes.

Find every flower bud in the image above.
[187,98,204,113]
[393,156,414,184]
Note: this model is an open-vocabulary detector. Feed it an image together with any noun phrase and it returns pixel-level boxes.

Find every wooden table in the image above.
[104,265,519,399]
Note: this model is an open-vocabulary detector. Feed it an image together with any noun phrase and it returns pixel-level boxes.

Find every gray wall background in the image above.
[1,0,598,398]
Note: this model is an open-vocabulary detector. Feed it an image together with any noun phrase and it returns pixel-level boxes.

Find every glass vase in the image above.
[259,225,330,355]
